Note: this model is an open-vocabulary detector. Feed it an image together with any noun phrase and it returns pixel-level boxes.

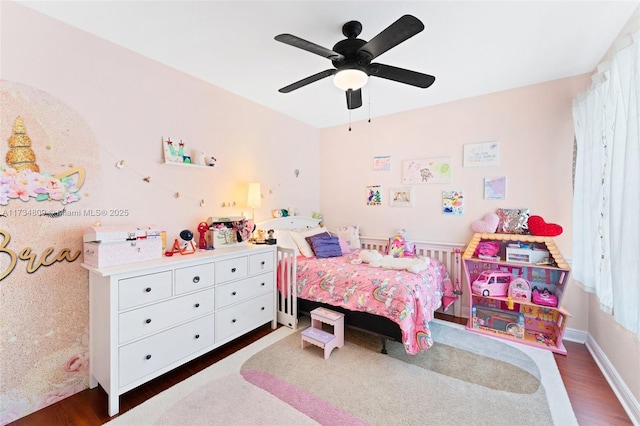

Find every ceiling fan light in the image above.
[333,69,368,91]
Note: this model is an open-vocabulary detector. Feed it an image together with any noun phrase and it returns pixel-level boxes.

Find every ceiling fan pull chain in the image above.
[349,109,352,131]
[368,83,372,123]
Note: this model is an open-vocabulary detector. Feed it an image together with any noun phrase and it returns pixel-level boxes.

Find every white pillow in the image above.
[335,225,361,250]
[290,227,328,257]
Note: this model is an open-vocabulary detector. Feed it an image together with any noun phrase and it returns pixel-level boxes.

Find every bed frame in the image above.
[257,217,465,347]
[277,237,464,331]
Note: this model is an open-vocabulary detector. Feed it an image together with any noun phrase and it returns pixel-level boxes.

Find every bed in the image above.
[257,216,464,354]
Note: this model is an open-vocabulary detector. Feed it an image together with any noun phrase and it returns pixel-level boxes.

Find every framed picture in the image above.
[390,187,414,207]
[373,156,391,171]
[402,157,452,184]
[442,190,464,215]
[366,185,382,206]
[484,176,507,199]
[463,141,500,167]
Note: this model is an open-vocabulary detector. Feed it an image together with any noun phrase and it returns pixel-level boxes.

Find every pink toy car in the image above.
[471,271,512,297]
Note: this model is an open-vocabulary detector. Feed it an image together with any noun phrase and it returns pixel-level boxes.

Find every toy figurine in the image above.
[197,222,209,250]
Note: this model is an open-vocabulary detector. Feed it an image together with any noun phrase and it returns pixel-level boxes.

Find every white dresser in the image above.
[83,244,276,416]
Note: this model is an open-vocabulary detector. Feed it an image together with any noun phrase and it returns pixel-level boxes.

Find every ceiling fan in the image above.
[275,15,436,110]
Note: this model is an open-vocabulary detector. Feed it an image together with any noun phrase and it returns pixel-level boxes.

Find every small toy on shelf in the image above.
[471,271,512,297]
[532,287,558,307]
[508,277,532,302]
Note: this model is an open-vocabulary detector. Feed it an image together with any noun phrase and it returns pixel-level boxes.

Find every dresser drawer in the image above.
[249,252,274,275]
[175,263,215,295]
[216,257,248,283]
[215,272,274,310]
[119,289,214,344]
[119,314,214,387]
[119,271,172,310]
[215,292,274,343]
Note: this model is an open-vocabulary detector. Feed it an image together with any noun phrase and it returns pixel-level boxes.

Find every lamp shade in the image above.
[333,69,369,91]
[247,183,261,208]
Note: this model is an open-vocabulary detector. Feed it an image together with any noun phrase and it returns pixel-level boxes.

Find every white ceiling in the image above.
[16,1,640,129]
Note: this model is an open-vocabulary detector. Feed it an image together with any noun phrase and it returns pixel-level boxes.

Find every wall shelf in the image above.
[163,161,216,170]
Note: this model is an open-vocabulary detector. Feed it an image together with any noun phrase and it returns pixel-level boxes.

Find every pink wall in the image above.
[3,1,636,423]
[319,74,591,322]
[0,2,320,423]
[319,76,589,252]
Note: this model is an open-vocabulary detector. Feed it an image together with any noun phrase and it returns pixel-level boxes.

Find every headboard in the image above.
[256,216,321,230]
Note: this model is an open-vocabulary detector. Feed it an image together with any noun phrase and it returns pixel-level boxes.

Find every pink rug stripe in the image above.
[242,370,368,425]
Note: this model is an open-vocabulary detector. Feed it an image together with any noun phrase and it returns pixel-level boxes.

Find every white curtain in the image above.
[572,32,640,338]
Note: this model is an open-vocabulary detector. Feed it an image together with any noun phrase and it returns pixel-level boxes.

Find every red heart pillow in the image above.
[528,215,563,237]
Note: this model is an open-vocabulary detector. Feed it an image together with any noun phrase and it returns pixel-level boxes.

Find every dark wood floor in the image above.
[9,314,632,426]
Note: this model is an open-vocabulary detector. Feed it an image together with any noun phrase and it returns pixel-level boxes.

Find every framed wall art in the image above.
[463,141,500,167]
[442,190,464,215]
[390,187,414,207]
[484,176,507,199]
[373,156,391,171]
[366,185,382,206]
[402,157,452,184]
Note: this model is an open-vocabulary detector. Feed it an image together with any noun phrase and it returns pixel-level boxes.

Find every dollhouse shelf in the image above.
[163,161,216,169]
[463,233,572,355]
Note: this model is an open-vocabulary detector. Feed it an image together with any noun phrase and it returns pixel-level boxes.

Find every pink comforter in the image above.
[296,250,455,354]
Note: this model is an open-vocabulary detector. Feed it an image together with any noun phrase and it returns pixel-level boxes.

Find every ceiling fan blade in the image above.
[346,88,362,110]
[278,69,336,93]
[358,15,424,60]
[275,34,345,61]
[368,63,435,88]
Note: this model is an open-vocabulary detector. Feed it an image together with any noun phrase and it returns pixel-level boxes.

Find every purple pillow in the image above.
[310,236,342,258]
[305,232,331,255]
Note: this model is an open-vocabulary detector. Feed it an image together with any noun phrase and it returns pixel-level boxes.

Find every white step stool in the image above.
[301,307,345,359]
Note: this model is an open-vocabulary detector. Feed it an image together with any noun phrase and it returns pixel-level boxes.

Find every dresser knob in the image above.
[231,267,236,273]
[261,261,265,266]
[195,334,200,339]
[232,319,237,323]
[193,276,200,283]
[261,307,265,311]
[195,303,200,308]
[261,282,265,286]
[145,287,152,293]
[145,354,152,360]
[232,291,237,296]
[145,318,152,324]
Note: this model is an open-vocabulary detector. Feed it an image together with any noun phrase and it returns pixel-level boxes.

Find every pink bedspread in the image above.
[296,250,455,354]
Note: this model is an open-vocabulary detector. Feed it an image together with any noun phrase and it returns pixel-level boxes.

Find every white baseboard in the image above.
[563,327,588,344]
[584,333,640,425]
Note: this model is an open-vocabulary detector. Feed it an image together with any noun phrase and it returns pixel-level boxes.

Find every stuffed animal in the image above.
[388,228,415,258]
[359,250,428,274]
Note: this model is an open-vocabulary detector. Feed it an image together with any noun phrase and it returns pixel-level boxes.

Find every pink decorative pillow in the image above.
[338,237,351,254]
[471,213,499,233]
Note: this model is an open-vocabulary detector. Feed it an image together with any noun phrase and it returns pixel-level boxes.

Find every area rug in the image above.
[107,319,577,425]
